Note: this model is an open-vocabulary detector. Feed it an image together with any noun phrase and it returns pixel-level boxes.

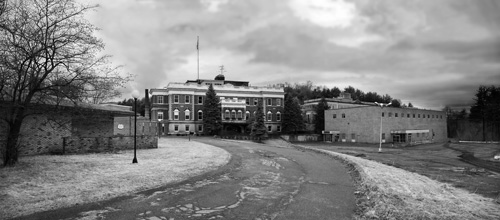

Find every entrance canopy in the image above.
[391,129,429,134]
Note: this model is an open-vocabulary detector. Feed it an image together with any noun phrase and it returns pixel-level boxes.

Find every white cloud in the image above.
[289,0,357,28]
[200,0,229,13]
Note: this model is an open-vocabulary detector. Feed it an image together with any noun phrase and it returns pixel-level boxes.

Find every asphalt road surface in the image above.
[16,138,356,220]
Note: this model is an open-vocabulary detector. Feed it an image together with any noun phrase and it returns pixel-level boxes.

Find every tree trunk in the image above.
[3,111,24,166]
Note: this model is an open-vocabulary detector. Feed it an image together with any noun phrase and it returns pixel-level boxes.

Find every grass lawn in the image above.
[295,142,500,219]
[0,137,231,219]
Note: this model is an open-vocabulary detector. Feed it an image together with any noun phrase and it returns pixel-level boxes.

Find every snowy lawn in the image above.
[0,137,230,219]
[295,145,500,220]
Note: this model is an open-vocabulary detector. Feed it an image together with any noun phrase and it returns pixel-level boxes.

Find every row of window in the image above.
[155,95,282,106]
[158,109,282,122]
[332,112,444,119]
[169,124,282,133]
[223,110,281,121]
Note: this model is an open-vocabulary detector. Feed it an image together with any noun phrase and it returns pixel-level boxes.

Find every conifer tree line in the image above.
[281,81,408,107]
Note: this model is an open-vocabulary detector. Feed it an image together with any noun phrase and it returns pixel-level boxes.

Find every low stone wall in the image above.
[281,134,320,142]
[61,135,158,154]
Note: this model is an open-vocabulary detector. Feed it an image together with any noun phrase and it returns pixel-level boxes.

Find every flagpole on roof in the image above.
[197,36,199,80]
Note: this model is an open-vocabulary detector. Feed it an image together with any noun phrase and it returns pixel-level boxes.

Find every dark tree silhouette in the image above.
[314,97,329,134]
[202,84,222,135]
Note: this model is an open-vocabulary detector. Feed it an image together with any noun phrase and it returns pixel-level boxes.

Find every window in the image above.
[333,114,337,118]
[267,98,272,106]
[198,125,203,132]
[407,114,410,118]
[174,95,179,103]
[174,125,179,132]
[225,110,230,119]
[157,96,164,104]
[185,109,190,120]
[382,112,385,117]
[157,112,163,120]
[382,133,386,140]
[185,125,190,132]
[185,95,190,103]
[413,114,415,118]
[277,126,281,132]
[388,112,392,117]
[231,110,236,119]
[237,110,243,119]
[245,111,250,120]
[341,133,346,139]
[428,114,430,118]
[418,114,420,118]
[254,98,258,106]
[342,113,346,118]
[395,113,398,117]
[351,133,356,140]
[245,98,250,105]
[174,109,179,120]
[276,112,281,121]
[417,133,420,137]
[423,114,425,118]
[198,110,203,120]
[198,96,203,104]
[267,111,272,121]
[267,126,272,132]
[277,98,281,106]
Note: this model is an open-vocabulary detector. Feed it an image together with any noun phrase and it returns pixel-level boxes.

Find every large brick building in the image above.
[301,93,375,130]
[148,75,285,135]
[324,106,447,144]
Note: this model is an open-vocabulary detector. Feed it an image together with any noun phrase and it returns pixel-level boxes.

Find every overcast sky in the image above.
[83,0,500,110]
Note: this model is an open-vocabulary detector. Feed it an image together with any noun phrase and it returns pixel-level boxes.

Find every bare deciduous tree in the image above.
[0,0,130,166]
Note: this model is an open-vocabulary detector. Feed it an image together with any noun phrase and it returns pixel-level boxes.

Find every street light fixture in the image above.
[375,101,392,153]
[132,90,140,163]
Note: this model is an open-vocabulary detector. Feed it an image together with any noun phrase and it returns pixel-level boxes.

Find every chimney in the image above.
[145,89,150,120]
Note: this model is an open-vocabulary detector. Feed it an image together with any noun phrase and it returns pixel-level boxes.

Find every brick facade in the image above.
[149,77,285,136]
[1,105,158,157]
[324,106,447,144]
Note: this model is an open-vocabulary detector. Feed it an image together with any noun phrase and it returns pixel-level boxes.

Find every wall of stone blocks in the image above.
[72,114,114,137]
[0,114,73,156]
[62,135,158,154]
[114,116,157,136]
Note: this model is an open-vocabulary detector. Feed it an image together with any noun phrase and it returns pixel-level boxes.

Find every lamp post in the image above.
[375,101,391,153]
[132,90,140,163]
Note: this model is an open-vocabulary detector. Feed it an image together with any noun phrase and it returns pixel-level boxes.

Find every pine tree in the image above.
[250,99,267,141]
[314,97,329,134]
[203,84,222,135]
[283,95,305,134]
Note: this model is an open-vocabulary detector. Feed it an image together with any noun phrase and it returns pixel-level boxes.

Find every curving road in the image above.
[16,138,356,220]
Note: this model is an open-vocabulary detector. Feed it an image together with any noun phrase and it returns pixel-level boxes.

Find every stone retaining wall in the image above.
[60,135,158,154]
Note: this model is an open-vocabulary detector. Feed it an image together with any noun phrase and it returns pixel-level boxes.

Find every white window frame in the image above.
[267,125,272,132]
[198,96,203,104]
[277,125,281,132]
[185,109,190,120]
[267,98,272,106]
[198,124,203,132]
[267,111,272,121]
[254,98,258,106]
[174,95,179,103]
[157,96,164,104]
[174,109,179,120]
[157,112,163,121]
[198,110,203,120]
[237,110,243,119]
[185,95,190,103]
[276,111,281,121]
[174,125,179,132]
[245,111,250,120]
[185,125,190,132]
[276,98,281,106]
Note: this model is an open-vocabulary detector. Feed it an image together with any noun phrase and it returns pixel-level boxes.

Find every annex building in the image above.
[324,106,447,145]
[301,93,376,130]
[148,75,285,135]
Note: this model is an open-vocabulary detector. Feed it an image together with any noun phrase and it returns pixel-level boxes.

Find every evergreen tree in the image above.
[314,97,329,133]
[283,95,305,133]
[203,84,222,135]
[250,99,267,141]
[408,102,414,108]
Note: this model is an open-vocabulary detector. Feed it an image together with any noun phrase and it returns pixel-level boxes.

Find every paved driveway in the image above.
[16,138,356,220]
